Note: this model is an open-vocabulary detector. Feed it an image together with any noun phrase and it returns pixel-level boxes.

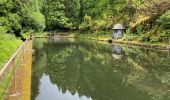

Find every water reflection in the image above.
[32,38,170,100]
[112,45,124,59]
[36,74,91,100]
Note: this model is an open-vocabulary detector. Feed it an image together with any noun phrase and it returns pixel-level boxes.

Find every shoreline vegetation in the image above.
[33,32,170,50]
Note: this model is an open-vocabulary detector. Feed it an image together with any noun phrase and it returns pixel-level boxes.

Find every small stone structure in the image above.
[112,23,125,39]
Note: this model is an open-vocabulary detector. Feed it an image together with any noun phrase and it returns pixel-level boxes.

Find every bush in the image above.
[79,15,92,31]
[123,34,137,41]
[136,25,143,34]
[150,37,160,43]
[0,17,10,33]
[160,29,170,37]
[93,20,107,31]
[159,10,170,29]
[0,26,8,34]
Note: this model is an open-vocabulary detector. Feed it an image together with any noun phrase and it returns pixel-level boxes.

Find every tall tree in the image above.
[43,0,71,30]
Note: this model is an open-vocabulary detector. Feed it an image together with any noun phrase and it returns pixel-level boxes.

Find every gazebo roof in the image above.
[112,23,125,30]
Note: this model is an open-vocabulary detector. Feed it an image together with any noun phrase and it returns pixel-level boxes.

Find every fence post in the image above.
[12,58,17,95]
[21,43,25,65]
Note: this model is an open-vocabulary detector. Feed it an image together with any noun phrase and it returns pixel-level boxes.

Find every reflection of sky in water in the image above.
[36,74,92,100]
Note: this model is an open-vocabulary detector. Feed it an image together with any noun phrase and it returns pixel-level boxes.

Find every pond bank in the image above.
[111,39,170,50]
[32,33,170,50]
[72,34,170,50]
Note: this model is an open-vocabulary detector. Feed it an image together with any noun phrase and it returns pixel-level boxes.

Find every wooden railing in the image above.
[0,38,31,80]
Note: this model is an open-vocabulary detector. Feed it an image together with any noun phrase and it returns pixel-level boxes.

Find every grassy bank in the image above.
[0,33,23,99]
[0,34,22,69]
[0,68,13,99]
[72,32,111,41]
[70,32,170,49]
[32,31,170,50]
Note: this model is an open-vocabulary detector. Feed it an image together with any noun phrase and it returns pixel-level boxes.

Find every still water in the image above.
[31,38,170,100]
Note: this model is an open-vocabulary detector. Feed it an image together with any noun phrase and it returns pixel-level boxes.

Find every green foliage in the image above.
[63,0,80,25]
[0,0,170,42]
[0,33,22,69]
[160,30,170,37]
[123,34,138,41]
[121,0,137,21]
[159,10,170,29]
[23,12,45,32]
[79,15,92,31]
[0,69,12,99]
[150,37,160,43]
[0,0,47,37]
[8,13,21,32]
[136,25,143,34]
[44,0,72,30]
[0,26,8,34]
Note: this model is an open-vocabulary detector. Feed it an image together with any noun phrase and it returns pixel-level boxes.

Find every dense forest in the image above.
[0,0,170,41]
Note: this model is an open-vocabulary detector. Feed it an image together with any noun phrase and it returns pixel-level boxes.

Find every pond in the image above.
[31,38,170,100]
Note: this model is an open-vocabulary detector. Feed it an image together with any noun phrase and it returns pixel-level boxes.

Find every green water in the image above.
[31,38,170,100]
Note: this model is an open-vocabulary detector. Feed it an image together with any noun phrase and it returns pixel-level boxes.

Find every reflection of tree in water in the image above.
[31,39,170,100]
[31,39,48,99]
[121,46,170,100]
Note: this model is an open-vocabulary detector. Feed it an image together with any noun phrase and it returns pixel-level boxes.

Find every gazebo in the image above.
[112,23,125,39]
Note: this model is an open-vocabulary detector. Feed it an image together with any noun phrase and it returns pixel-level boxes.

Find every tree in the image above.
[44,0,71,30]
[0,0,46,37]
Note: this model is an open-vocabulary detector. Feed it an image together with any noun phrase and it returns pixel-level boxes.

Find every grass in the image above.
[33,32,49,37]
[0,45,27,99]
[70,32,170,49]
[72,31,111,41]
[0,68,13,99]
[0,33,23,99]
[122,33,169,46]
[0,33,22,69]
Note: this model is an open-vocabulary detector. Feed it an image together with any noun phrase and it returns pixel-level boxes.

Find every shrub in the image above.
[159,10,170,29]
[0,17,10,33]
[79,15,92,31]
[136,25,143,34]
[160,30,170,37]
